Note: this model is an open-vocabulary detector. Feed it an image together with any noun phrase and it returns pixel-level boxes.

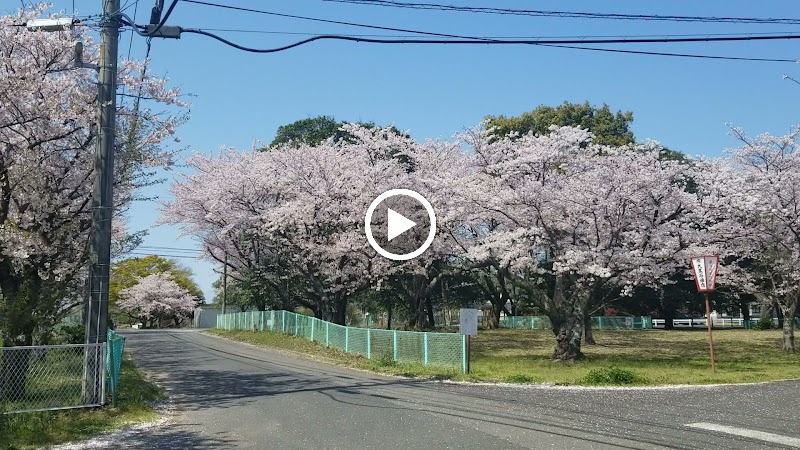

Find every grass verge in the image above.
[206,328,799,386]
[0,358,164,450]
[205,329,462,380]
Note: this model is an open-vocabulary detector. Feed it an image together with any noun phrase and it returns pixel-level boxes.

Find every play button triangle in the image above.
[387,208,416,241]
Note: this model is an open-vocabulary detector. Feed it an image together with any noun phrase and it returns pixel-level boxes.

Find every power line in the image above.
[178,0,800,63]
[119,0,140,108]
[119,0,179,37]
[189,26,800,62]
[322,0,800,25]
[125,0,139,60]
[182,27,800,62]
[193,28,800,40]
[180,29,800,63]
[138,245,201,253]
[539,44,798,63]
[181,0,492,40]
[127,252,200,259]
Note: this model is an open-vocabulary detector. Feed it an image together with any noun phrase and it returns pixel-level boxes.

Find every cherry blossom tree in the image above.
[367,128,474,328]
[466,126,701,361]
[165,121,706,347]
[163,124,474,327]
[118,273,197,328]
[697,127,800,352]
[0,5,188,347]
[162,126,409,323]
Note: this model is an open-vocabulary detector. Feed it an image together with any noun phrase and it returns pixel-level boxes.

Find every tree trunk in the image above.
[660,289,675,330]
[408,289,427,330]
[775,301,785,329]
[582,281,599,344]
[551,313,584,361]
[739,300,751,322]
[781,303,796,353]
[487,300,502,330]
[407,294,421,329]
[386,303,393,330]
[583,313,596,345]
[425,296,435,329]
[548,274,585,362]
[331,296,348,325]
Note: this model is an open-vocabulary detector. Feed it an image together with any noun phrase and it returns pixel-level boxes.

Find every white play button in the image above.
[387,208,416,241]
[364,188,437,261]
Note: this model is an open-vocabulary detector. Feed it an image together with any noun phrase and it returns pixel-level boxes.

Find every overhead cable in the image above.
[180,29,800,63]
[321,0,800,25]
[181,0,493,41]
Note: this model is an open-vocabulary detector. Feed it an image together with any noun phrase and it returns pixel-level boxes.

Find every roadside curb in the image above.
[438,378,800,391]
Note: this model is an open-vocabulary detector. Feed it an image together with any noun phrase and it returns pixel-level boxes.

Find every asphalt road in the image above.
[103,329,798,449]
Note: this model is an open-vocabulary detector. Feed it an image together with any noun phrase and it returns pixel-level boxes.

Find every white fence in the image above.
[652,318,748,328]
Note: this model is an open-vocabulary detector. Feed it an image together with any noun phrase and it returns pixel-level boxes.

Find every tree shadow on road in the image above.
[143,365,423,412]
[124,331,424,412]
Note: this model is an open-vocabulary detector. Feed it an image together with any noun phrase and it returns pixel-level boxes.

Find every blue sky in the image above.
[30,1,800,302]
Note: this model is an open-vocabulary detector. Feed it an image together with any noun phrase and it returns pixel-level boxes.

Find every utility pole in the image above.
[84,0,120,404]
[222,254,228,315]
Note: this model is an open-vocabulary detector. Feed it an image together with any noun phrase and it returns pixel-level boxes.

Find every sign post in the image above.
[691,255,720,372]
[459,308,478,374]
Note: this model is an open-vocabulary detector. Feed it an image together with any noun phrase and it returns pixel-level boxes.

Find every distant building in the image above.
[193,304,223,328]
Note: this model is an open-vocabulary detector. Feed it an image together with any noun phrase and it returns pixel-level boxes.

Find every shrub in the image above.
[756,317,775,330]
[583,366,641,385]
[53,325,86,344]
[374,354,397,367]
[504,374,537,383]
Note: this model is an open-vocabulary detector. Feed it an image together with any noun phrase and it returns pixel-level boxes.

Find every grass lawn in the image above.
[206,328,800,386]
[0,358,164,450]
[470,328,799,385]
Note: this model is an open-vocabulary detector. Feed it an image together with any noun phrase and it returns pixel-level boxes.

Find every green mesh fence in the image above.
[499,315,652,330]
[498,316,552,330]
[217,311,467,373]
[105,329,126,405]
[593,316,652,329]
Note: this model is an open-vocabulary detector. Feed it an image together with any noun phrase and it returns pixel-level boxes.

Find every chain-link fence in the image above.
[218,311,467,372]
[499,315,652,330]
[0,343,106,414]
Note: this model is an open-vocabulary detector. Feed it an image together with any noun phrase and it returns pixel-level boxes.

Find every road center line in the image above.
[686,422,800,448]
